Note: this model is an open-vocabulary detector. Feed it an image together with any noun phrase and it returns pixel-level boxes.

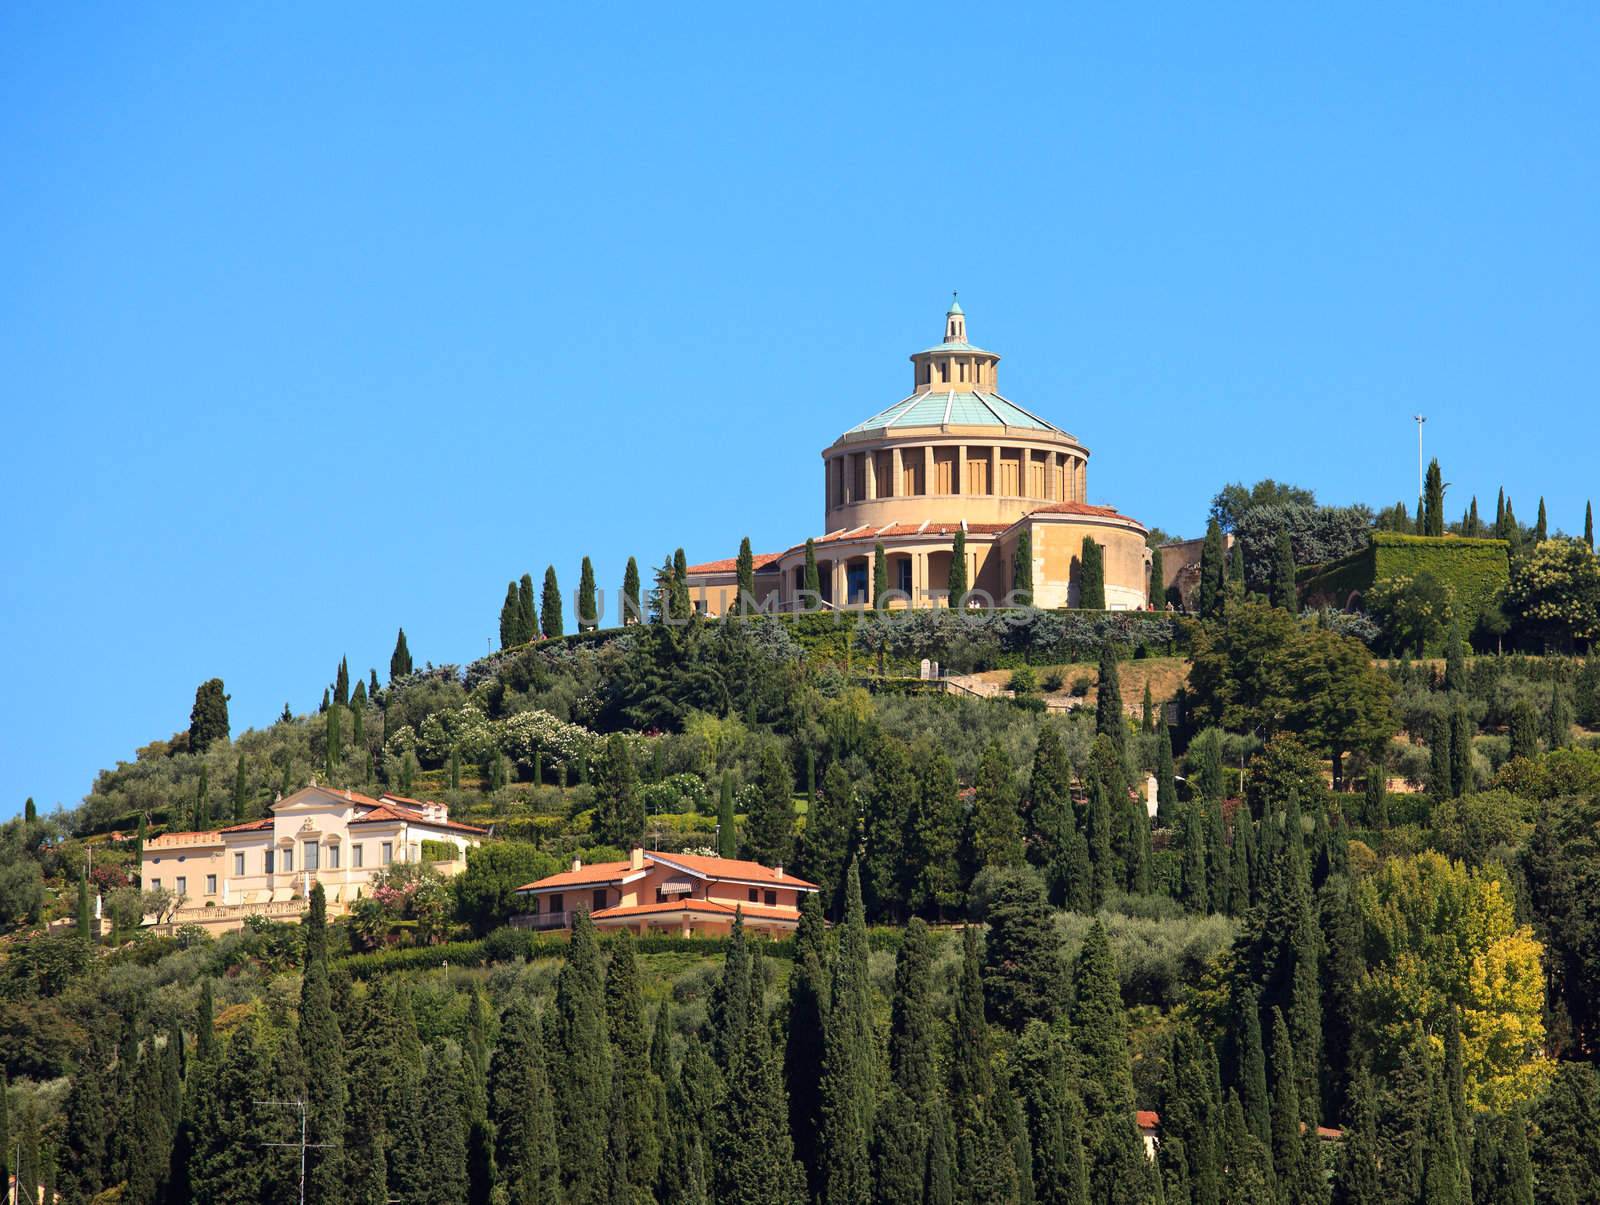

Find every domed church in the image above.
[685,298,1152,614]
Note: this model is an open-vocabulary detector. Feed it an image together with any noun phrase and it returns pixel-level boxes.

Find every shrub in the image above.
[1041,671,1065,693]
[1008,666,1038,694]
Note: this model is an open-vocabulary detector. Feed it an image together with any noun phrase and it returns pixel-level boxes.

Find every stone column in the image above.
[864,450,877,500]
[922,446,933,496]
[832,559,846,609]
[990,446,1001,496]
[890,447,902,498]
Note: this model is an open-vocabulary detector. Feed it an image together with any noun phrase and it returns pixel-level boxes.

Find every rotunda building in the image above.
[686,299,1152,614]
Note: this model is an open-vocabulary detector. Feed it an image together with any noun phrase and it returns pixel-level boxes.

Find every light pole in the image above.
[1413,414,1427,504]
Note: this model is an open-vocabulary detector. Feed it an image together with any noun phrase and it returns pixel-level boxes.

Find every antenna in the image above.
[255,1098,338,1205]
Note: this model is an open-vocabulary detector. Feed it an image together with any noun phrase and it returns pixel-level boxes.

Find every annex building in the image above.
[685,298,1152,614]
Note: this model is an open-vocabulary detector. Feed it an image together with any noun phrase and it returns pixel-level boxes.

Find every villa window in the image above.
[748,888,758,903]
[327,844,339,870]
[234,853,244,876]
[381,842,393,865]
[264,850,274,874]
[176,876,187,896]
[206,875,217,895]
[352,844,364,868]
[592,889,607,912]
[897,559,912,594]
[549,893,564,915]
[304,843,320,873]
[282,849,293,874]
[150,878,160,891]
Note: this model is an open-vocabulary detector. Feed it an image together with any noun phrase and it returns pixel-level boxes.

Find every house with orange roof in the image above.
[139,784,486,933]
[513,847,818,938]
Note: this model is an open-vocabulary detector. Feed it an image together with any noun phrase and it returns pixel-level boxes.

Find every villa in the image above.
[140,784,486,932]
[514,847,818,938]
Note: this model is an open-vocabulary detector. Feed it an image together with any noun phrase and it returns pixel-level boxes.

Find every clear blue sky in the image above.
[3,4,1596,817]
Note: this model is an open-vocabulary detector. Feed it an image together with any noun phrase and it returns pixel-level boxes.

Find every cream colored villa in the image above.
[140,785,486,932]
[685,299,1152,613]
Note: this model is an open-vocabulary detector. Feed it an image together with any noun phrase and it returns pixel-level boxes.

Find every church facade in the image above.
[685,300,1152,614]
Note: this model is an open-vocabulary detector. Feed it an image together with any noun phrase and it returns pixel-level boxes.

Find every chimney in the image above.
[630,847,645,870]
[571,858,582,873]
[774,864,783,879]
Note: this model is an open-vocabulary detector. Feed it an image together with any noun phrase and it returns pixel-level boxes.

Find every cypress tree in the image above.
[1078,536,1105,609]
[1095,640,1126,753]
[802,762,854,915]
[518,573,537,642]
[970,738,1024,871]
[732,536,756,614]
[1428,711,1452,801]
[786,893,830,1196]
[1229,537,1246,599]
[1548,681,1574,750]
[1029,724,1087,911]
[1180,802,1209,914]
[1419,1060,1466,1205]
[1450,705,1473,798]
[500,580,520,648]
[907,742,963,919]
[578,556,598,631]
[949,529,969,610]
[334,655,349,706]
[1084,771,1116,909]
[1013,1020,1090,1205]
[1156,723,1177,825]
[862,737,915,921]
[1235,988,1272,1146]
[1071,921,1152,1204]
[1535,497,1548,542]
[1424,458,1445,536]
[821,861,875,1204]
[1268,1007,1313,1203]
[1495,488,1506,537]
[553,910,610,1202]
[1444,619,1467,692]
[1012,530,1034,605]
[1467,495,1481,536]
[712,959,801,1203]
[188,678,230,753]
[1587,501,1595,551]
[872,540,889,609]
[491,997,559,1205]
[1222,1091,1277,1203]
[622,556,642,624]
[803,538,821,602]
[1272,525,1298,611]
[1164,1018,1224,1205]
[592,732,643,848]
[1333,1065,1381,1205]
[949,927,1017,1203]
[540,566,563,638]
[605,932,661,1196]
[982,869,1065,1030]
[1149,541,1165,607]
[390,627,412,681]
[1198,519,1225,617]
[1468,1112,1533,1205]
[708,913,752,1071]
[76,873,92,940]
[717,770,737,858]
[743,742,795,867]
[1509,700,1540,761]
[298,886,347,1200]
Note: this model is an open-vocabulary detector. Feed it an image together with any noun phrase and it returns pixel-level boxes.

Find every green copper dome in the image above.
[844,390,1074,437]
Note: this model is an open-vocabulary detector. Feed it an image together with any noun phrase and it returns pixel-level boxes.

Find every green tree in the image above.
[949,927,1017,1202]
[1012,530,1034,605]
[188,678,230,752]
[1071,920,1153,1204]
[1424,458,1445,536]
[1078,536,1105,610]
[1156,723,1178,825]
[518,572,537,642]
[1095,640,1125,753]
[1509,700,1540,762]
[334,655,349,707]
[717,770,737,859]
[1149,541,1166,607]
[592,732,643,848]
[500,581,521,648]
[1198,519,1226,617]
[1450,705,1473,797]
[949,529,969,610]
[907,743,963,918]
[800,762,854,914]
[540,565,564,638]
[1272,525,1299,611]
[75,873,91,941]
[708,913,752,1072]
[622,556,642,624]
[821,862,876,1204]
[578,556,598,631]
[1268,1008,1319,1204]
[712,956,801,1203]
[873,541,889,610]
[981,868,1064,1030]
[803,538,821,602]
[1013,1020,1090,1205]
[325,704,342,780]
[1535,497,1548,542]
[743,742,794,867]
[606,933,662,1197]
[1333,1066,1381,1205]
[553,910,610,1202]
[298,885,347,1200]
[390,627,413,681]
[455,841,559,935]
[1505,537,1600,650]
[490,997,559,1204]
[737,537,756,613]
[1587,501,1595,551]
[786,894,830,1197]
[1163,1018,1223,1205]
[1528,1063,1600,1205]
[1468,1111,1532,1205]
[970,738,1023,871]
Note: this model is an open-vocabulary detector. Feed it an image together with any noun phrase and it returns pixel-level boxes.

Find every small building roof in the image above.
[682,551,785,576]
[514,850,817,895]
[843,390,1071,437]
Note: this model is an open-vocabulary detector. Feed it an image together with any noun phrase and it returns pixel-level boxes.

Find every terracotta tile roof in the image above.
[515,860,638,892]
[592,898,802,923]
[219,817,274,833]
[348,801,488,836]
[1136,1110,1161,1130]
[146,830,225,845]
[1025,500,1142,524]
[644,851,818,889]
[684,552,784,576]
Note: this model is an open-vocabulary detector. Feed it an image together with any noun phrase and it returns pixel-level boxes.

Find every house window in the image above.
[282,848,293,874]
[897,558,912,594]
[549,893,564,915]
[352,844,363,868]
[150,878,160,891]
[206,875,217,895]
[381,842,393,865]
[176,876,187,896]
[592,889,607,912]
[748,888,758,903]
[764,890,777,907]
[304,843,319,872]
[327,844,339,869]
[264,850,275,874]
[234,853,244,876]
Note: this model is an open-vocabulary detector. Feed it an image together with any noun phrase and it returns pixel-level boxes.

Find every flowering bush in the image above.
[498,709,597,774]
[416,704,498,764]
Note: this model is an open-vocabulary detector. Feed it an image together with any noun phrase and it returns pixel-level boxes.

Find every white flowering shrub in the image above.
[498,709,597,774]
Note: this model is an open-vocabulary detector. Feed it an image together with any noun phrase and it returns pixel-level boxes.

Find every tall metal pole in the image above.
[1413,414,1427,502]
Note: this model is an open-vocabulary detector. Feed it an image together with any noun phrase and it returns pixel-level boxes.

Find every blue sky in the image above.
[3,4,1596,816]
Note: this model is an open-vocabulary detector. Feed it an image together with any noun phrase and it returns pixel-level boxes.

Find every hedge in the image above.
[1300,533,1509,622]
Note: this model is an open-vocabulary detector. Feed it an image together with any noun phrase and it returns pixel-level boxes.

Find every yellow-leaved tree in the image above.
[1356,850,1552,1109]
